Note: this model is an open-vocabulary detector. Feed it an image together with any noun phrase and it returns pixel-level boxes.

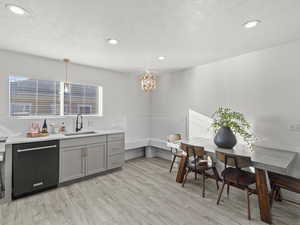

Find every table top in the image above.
[181,137,297,176]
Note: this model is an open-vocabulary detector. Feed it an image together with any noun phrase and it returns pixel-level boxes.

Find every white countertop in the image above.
[3,129,124,146]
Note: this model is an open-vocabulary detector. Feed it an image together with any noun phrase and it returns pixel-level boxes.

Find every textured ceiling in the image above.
[0,0,300,72]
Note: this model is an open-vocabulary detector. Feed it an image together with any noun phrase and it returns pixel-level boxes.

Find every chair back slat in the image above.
[216,151,252,168]
[180,143,188,152]
[167,134,181,142]
[193,146,205,158]
[181,143,205,159]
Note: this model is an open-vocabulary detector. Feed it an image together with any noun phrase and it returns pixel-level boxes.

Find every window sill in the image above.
[9,114,103,120]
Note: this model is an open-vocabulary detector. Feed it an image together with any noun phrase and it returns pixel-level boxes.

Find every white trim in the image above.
[8,77,11,117]
[60,82,64,116]
[9,114,103,120]
[98,86,103,117]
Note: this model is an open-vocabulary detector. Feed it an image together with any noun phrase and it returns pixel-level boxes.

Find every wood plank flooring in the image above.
[0,158,299,225]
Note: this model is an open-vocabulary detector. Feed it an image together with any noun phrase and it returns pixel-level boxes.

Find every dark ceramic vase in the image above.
[214,126,237,149]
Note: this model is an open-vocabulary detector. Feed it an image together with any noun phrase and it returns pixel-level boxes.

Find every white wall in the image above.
[151,64,225,140]
[0,50,151,143]
[151,39,300,180]
[188,109,213,139]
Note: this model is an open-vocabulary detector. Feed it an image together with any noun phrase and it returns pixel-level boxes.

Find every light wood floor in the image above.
[0,158,299,225]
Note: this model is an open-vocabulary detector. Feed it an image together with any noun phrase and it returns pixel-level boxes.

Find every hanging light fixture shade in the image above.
[139,71,157,92]
[63,58,70,93]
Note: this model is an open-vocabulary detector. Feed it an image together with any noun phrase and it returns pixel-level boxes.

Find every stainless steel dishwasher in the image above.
[12,140,59,199]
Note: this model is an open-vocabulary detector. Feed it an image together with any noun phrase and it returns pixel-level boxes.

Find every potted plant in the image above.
[211,107,253,149]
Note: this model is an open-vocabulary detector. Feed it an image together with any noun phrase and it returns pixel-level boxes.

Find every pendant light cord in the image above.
[64,58,70,83]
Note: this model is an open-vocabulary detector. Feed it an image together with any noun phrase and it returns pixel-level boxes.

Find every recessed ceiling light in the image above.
[5,4,29,16]
[158,56,166,61]
[107,38,118,45]
[243,20,261,29]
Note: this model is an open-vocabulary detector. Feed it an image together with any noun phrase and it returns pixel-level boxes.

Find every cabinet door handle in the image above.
[82,148,85,174]
[33,182,43,187]
[82,156,84,174]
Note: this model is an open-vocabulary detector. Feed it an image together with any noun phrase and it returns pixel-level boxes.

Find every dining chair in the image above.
[167,134,184,173]
[181,143,220,198]
[216,151,256,220]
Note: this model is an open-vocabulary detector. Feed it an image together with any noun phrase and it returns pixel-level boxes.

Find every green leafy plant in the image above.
[211,107,254,147]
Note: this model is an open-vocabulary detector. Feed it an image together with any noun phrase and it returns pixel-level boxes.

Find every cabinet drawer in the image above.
[108,153,124,169]
[107,141,124,156]
[107,133,124,142]
[60,135,106,148]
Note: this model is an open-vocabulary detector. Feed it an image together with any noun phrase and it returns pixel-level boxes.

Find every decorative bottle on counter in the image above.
[41,119,48,133]
[59,122,66,133]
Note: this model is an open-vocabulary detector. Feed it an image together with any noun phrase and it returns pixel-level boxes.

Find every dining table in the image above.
[176,137,297,224]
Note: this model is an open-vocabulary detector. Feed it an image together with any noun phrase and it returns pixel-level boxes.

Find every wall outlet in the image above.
[289,124,300,132]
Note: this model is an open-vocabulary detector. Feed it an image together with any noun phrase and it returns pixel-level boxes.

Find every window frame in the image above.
[9,76,103,119]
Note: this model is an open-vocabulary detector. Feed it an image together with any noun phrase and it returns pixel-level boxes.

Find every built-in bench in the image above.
[125,138,172,160]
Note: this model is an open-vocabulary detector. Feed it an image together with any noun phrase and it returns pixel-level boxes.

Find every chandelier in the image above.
[139,71,157,92]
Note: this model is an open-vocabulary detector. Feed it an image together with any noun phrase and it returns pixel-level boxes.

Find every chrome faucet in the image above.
[75,114,83,132]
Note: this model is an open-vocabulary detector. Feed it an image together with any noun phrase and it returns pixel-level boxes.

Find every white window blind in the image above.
[64,83,99,115]
[9,76,102,117]
[9,76,60,116]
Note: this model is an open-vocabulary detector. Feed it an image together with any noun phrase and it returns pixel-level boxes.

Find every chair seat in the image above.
[187,159,209,171]
[222,167,256,187]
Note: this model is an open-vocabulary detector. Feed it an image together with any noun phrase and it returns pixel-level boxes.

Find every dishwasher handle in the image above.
[17,145,57,153]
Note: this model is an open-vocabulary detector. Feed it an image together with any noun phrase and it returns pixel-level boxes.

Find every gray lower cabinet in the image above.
[60,146,85,183]
[59,133,124,184]
[86,143,106,175]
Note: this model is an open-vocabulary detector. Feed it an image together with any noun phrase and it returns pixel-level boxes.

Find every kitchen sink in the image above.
[64,131,97,136]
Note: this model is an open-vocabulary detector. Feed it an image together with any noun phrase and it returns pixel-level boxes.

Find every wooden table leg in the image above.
[176,156,187,183]
[255,168,272,224]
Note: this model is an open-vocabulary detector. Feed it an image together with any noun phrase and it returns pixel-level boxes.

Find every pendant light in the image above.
[139,70,157,92]
[63,58,70,93]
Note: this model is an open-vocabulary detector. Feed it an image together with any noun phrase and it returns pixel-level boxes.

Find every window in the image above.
[77,105,92,114]
[10,103,32,116]
[64,84,99,115]
[9,76,60,116]
[9,76,102,117]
